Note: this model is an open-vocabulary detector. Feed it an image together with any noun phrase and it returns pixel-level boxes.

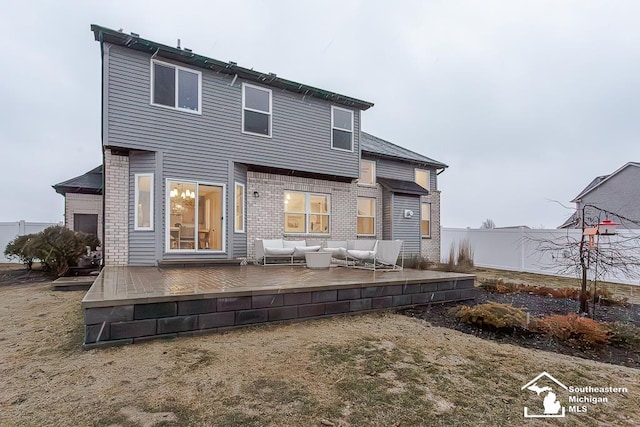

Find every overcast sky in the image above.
[2,0,639,228]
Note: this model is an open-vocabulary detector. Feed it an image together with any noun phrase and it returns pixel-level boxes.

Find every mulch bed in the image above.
[403,288,640,368]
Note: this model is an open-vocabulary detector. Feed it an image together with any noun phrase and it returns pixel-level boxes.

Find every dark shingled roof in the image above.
[53,166,103,195]
[378,177,429,196]
[361,132,447,168]
[91,25,374,111]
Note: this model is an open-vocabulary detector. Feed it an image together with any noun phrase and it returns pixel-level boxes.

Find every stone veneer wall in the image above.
[83,278,475,348]
[246,172,383,260]
[421,190,441,262]
[65,193,103,243]
[104,149,129,265]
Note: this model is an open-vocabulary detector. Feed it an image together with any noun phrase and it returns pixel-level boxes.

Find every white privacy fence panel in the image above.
[0,221,60,263]
[442,227,640,286]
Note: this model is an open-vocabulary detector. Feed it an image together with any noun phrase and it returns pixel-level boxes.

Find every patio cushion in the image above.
[325,247,347,257]
[264,247,295,256]
[293,245,321,258]
[262,239,284,249]
[283,240,306,248]
[347,249,376,260]
[349,240,377,251]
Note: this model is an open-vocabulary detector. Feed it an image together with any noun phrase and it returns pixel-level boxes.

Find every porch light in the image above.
[598,219,620,236]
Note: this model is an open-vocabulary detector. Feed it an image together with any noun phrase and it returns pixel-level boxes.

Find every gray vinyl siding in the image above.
[391,194,421,256]
[105,44,360,178]
[233,163,248,257]
[364,155,438,191]
[578,165,640,229]
[382,190,393,240]
[129,151,156,265]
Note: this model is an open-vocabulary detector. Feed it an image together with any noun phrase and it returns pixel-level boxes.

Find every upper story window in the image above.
[151,60,201,113]
[359,160,376,185]
[331,106,354,151]
[415,168,430,191]
[242,83,272,137]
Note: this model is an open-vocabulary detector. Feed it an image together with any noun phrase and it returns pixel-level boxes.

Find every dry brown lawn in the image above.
[0,275,639,426]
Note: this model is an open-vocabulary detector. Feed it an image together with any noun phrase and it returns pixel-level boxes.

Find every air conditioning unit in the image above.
[403,209,414,218]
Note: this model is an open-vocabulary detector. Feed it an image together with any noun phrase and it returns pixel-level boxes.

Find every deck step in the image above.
[52,276,96,291]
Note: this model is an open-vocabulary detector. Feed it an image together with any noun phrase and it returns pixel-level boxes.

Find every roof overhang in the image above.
[378,178,429,196]
[91,25,374,111]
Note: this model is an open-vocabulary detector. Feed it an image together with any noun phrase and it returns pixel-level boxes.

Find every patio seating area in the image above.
[82,265,475,348]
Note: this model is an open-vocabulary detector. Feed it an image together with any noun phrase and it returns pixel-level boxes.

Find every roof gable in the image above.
[571,162,640,202]
[53,166,103,195]
[360,132,447,168]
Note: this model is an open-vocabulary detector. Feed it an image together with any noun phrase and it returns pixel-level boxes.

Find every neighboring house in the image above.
[91,25,447,266]
[52,166,103,242]
[559,162,640,229]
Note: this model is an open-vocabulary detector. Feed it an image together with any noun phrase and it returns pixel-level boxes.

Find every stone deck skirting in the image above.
[83,278,474,348]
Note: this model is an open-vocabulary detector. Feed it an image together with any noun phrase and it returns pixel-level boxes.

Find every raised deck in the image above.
[82,265,475,348]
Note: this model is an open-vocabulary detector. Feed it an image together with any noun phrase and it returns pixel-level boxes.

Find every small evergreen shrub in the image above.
[450,302,529,330]
[535,313,609,348]
[3,234,38,269]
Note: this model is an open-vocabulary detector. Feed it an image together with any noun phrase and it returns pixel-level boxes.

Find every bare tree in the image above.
[481,218,496,229]
[529,204,640,316]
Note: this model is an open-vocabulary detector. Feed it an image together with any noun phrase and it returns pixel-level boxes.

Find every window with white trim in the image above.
[242,83,272,136]
[415,168,430,191]
[359,160,376,185]
[421,203,431,238]
[357,197,376,235]
[134,173,154,230]
[151,60,201,113]
[284,191,330,234]
[331,106,354,151]
[235,182,245,233]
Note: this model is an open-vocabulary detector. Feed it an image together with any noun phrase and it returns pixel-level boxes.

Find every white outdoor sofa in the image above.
[255,239,322,265]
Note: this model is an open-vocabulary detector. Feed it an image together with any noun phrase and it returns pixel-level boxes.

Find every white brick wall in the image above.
[421,190,441,262]
[104,149,129,265]
[65,193,103,243]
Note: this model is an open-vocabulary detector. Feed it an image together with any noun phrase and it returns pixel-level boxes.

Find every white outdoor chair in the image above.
[347,240,404,271]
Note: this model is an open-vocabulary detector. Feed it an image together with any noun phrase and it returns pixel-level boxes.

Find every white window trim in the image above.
[331,106,354,152]
[358,159,376,186]
[284,191,331,235]
[234,182,245,233]
[165,179,226,253]
[415,168,431,191]
[242,83,272,138]
[421,202,431,238]
[357,197,376,236]
[150,59,202,114]
[134,173,154,231]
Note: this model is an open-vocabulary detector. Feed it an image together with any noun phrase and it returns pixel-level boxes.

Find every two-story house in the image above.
[91,25,447,266]
[558,162,640,229]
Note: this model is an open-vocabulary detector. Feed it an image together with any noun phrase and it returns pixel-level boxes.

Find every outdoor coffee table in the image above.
[304,251,332,269]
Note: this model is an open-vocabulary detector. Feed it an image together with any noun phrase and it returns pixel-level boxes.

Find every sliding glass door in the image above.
[167,180,224,252]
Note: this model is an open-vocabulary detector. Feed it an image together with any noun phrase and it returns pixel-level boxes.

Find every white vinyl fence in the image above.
[0,221,60,263]
[442,227,640,286]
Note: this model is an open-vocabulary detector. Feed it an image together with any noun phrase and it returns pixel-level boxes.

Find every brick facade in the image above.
[104,149,129,265]
[420,190,441,262]
[246,172,384,260]
[65,193,103,243]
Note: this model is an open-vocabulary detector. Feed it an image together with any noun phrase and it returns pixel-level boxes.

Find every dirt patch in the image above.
[0,275,639,426]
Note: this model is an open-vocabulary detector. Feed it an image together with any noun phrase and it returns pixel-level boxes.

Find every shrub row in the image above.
[450,302,640,350]
[4,225,100,277]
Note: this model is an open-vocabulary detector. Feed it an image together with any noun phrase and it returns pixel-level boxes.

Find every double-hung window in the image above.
[151,60,201,113]
[421,203,431,238]
[284,191,330,234]
[359,160,376,185]
[415,168,430,191]
[134,173,154,231]
[242,83,272,137]
[331,106,354,151]
[357,197,376,236]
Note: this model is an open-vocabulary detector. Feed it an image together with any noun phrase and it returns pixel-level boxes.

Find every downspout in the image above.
[98,29,106,269]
